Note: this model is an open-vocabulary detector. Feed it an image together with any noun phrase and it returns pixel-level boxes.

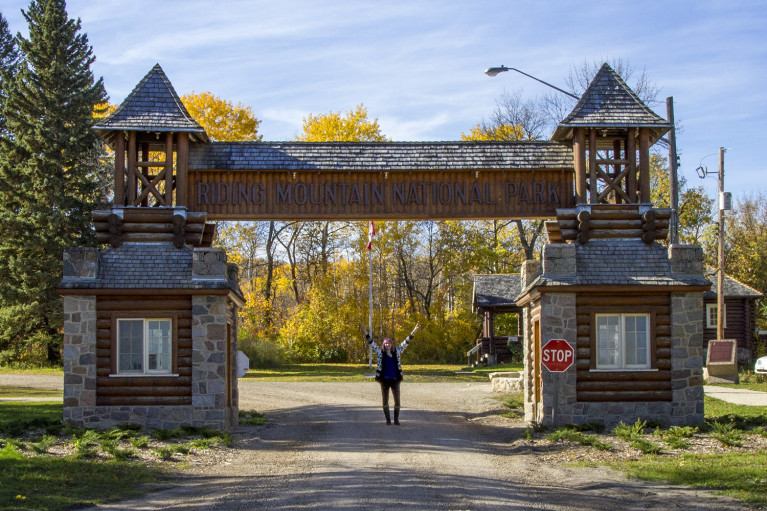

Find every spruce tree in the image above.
[0,11,19,136]
[0,0,106,364]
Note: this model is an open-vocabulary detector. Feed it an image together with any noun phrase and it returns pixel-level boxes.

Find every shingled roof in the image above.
[93,64,208,145]
[189,141,573,171]
[551,63,671,144]
[473,274,523,310]
[58,244,243,301]
[523,239,710,294]
[704,271,763,299]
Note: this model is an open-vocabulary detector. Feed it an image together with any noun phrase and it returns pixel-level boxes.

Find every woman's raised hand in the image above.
[359,323,368,337]
[411,323,421,337]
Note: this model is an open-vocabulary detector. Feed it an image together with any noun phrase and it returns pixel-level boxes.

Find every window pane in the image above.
[147,320,172,372]
[596,315,620,367]
[625,315,649,367]
[118,320,143,372]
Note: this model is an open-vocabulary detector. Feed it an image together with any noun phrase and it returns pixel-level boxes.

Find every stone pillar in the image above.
[192,246,234,429]
[62,296,97,424]
[537,292,577,426]
[62,247,99,425]
[192,295,229,429]
[670,292,705,425]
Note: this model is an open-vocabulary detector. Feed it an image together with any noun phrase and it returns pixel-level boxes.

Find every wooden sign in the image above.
[187,169,574,221]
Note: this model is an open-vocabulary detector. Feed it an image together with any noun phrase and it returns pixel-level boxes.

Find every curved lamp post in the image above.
[484,66,578,100]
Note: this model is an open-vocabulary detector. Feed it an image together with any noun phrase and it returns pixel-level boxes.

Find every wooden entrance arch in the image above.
[60,62,710,431]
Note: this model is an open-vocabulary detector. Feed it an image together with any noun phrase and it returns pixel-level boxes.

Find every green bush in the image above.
[239,337,286,368]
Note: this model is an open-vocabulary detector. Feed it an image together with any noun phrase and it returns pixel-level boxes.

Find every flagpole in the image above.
[367,221,376,369]
[368,246,373,369]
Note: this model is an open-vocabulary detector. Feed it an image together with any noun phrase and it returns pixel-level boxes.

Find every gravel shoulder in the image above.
[80,381,749,511]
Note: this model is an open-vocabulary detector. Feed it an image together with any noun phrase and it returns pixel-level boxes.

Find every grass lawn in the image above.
[0,386,62,398]
[602,396,767,506]
[242,362,523,382]
[708,381,767,393]
[612,451,767,506]
[0,450,164,510]
[0,367,63,376]
[0,401,237,510]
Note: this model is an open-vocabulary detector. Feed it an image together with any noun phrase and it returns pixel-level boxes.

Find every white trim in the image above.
[109,374,179,378]
[116,318,173,375]
[705,303,727,329]
[595,313,651,370]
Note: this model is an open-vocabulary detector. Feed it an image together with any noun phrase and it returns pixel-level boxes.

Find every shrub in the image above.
[710,422,744,447]
[239,337,286,368]
[30,434,56,454]
[129,435,152,449]
[239,411,266,426]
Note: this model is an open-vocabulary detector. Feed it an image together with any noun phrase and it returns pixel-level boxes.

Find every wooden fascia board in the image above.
[516,284,711,308]
[57,286,244,306]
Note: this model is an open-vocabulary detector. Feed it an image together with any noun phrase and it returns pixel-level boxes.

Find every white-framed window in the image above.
[595,313,651,370]
[116,318,173,374]
[705,303,727,329]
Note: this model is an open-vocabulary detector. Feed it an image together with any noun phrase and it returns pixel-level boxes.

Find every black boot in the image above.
[383,406,391,425]
[394,406,400,425]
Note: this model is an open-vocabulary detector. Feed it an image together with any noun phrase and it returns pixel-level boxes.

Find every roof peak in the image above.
[551,63,671,143]
[93,64,208,145]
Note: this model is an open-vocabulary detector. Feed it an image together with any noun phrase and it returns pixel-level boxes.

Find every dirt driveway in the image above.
[82,381,748,510]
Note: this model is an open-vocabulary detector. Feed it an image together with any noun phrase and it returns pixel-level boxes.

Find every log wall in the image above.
[575,293,672,402]
[703,297,757,363]
[96,295,193,406]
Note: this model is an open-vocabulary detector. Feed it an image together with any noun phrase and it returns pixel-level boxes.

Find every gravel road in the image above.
[76,381,748,511]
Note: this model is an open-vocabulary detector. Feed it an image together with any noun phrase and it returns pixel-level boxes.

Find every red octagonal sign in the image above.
[541,339,574,372]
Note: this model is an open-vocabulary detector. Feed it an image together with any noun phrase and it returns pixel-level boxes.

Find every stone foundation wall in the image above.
[62,295,97,423]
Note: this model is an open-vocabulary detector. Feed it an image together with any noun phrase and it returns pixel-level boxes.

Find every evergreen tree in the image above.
[0,0,106,364]
[0,11,20,136]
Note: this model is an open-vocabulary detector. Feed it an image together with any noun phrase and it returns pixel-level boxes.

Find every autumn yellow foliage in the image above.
[460,122,528,141]
[180,91,262,142]
[297,104,388,142]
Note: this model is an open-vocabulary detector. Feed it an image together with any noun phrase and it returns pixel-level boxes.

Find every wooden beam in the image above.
[141,143,150,207]
[627,128,637,203]
[639,127,651,203]
[574,128,587,203]
[114,131,125,206]
[589,128,597,204]
[176,133,189,206]
[613,139,622,203]
[165,132,174,205]
[127,131,137,205]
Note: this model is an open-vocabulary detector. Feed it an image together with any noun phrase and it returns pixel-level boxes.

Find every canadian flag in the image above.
[366,221,376,251]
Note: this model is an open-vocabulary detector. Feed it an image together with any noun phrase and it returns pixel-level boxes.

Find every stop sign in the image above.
[541,339,574,372]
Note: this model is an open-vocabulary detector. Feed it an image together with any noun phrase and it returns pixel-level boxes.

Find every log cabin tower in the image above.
[551,63,671,206]
[93,63,208,210]
[59,65,242,430]
[517,64,710,428]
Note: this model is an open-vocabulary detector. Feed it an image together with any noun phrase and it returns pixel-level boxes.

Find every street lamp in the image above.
[484,65,579,99]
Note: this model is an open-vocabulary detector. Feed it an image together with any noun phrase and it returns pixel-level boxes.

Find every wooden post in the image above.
[141,142,150,207]
[165,132,174,206]
[717,147,726,341]
[127,131,137,206]
[638,127,650,203]
[627,128,637,203]
[667,97,679,244]
[574,128,587,203]
[613,139,622,204]
[176,133,189,206]
[114,131,125,206]
[588,128,597,204]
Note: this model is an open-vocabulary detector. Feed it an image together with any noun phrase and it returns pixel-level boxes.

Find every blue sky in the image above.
[3,0,766,200]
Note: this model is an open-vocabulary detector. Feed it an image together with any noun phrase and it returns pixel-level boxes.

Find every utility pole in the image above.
[667,97,679,244]
[717,147,726,341]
